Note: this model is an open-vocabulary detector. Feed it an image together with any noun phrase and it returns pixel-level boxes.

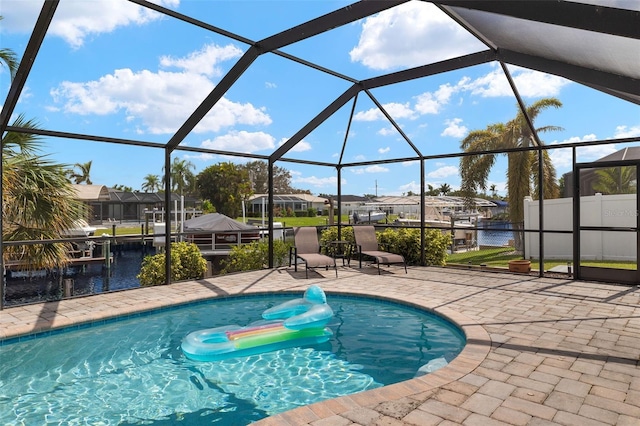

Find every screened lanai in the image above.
[1,0,639,306]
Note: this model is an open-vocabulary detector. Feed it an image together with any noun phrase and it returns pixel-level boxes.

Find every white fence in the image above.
[524,193,637,261]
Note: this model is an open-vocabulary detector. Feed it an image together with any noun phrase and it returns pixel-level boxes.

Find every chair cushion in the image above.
[361,250,404,265]
[298,253,335,268]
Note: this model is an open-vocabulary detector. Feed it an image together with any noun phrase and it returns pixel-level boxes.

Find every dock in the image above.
[5,256,112,271]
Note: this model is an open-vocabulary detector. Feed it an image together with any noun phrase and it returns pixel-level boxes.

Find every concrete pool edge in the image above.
[253,291,491,425]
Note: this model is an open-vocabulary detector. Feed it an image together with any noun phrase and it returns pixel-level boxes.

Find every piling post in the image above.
[104,239,111,272]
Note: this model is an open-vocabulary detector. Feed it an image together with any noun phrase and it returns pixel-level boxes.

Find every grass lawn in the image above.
[236,216,351,227]
[447,247,637,270]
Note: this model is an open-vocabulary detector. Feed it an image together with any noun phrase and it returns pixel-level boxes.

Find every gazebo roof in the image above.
[71,184,111,202]
[183,213,258,232]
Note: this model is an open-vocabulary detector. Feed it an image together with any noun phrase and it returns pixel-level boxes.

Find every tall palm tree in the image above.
[69,161,93,184]
[166,157,195,196]
[3,115,85,271]
[141,174,162,193]
[460,98,562,248]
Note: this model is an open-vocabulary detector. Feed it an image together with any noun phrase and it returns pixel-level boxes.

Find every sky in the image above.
[1,0,639,198]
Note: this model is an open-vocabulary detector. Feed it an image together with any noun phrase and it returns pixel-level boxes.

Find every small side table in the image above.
[328,240,353,266]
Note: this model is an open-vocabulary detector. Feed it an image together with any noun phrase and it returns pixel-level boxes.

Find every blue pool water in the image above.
[0,295,465,425]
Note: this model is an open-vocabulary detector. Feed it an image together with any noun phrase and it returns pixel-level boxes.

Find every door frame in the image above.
[573,159,639,284]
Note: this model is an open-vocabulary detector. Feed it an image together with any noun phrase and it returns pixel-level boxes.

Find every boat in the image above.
[181,285,334,361]
[350,208,386,224]
[62,219,97,237]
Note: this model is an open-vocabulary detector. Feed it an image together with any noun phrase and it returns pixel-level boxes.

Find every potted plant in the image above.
[508,259,531,273]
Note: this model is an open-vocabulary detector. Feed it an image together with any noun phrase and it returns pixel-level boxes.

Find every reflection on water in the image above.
[4,247,154,307]
[477,220,514,247]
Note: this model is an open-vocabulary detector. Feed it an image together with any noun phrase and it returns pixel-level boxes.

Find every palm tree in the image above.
[460,98,562,248]
[438,183,452,196]
[593,166,636,195]
[141,174,162,193]
[489,184,498,198]
[3,115,85,271]
[166,157,195,196]
[69,161,93,184]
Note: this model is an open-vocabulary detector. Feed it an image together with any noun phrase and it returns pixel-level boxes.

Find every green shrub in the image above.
[377,227,449,266]
[319,226,354,246]
[307,208,317,217]
[220,239,291,274]
[137,242,207,286]
[320,226,448,266]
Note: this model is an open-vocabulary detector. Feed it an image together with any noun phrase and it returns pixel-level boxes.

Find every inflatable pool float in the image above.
[181,285,334,361]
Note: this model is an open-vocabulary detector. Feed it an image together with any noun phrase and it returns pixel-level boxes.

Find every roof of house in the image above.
[597,147,640,162]
[336,195,371,203]
[249,194,327,203]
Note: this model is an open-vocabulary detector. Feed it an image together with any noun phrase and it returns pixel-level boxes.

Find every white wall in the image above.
[524,194,637,261]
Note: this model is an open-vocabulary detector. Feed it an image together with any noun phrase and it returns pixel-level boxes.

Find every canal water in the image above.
[476,220,515,247]
[4,246,154,307]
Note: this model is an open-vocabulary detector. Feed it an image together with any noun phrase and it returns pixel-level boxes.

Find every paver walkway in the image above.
[1,265,639,425]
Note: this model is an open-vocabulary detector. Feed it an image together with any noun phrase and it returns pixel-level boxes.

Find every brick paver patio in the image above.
[1,265,639,425]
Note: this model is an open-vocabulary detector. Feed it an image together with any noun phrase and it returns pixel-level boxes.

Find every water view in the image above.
[4,246,152,307]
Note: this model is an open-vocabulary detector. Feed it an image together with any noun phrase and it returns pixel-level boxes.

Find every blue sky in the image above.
[1,0,639,197]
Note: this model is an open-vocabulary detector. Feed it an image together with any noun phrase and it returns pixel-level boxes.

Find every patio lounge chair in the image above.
[353,225,407,274]
[290,227,337,278]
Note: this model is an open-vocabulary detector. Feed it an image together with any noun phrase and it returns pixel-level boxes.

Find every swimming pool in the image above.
[0,294,465,425]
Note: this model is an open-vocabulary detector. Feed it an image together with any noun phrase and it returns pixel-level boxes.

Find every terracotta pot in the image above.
[508,259,531,273]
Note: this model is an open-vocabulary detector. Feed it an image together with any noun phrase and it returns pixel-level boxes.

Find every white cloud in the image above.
[441,118,467,138]
[4,0,180,48]
[160,44,243,77]
[349,2,483,70]
[463,67,571,98]
[378,147,390,154]
[183,152,215,162]
[354,102,415,121]
[398,180,421,194]
[50,44,271,134]
[351,165,390,174]
[265,82,277,89]
[278,137,311,153]
[378,126,396,136]
[200,131,275,153]
[414,83,458,114]
[427,165,459,179]
[549,134,617,169]
[292,175,338,188]
[366,165,389,173]
[615,125,640,138]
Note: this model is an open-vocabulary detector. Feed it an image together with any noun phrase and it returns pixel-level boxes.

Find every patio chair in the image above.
[353,225,407,274]
[290,227,337,278]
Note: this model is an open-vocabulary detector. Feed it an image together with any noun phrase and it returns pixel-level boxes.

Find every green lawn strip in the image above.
[447,247,637,270]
